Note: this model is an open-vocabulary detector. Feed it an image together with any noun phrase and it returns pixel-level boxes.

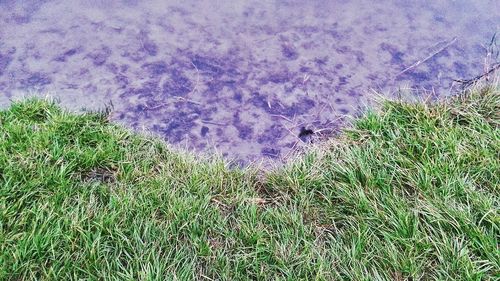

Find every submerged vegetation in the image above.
[0,82,499,280]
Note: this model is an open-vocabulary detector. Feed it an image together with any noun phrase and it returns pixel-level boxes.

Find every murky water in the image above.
[1,0,499,164]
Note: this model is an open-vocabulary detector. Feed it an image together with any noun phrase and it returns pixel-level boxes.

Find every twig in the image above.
[395,37,457,77]
[146,102,170,110]
[269,114,294,123]
[453,33,499,88]
[453,63,500,88]
[201,120,227,126]
[282,140,301,160]
[189,61,200,95]
[175,96,202,105]
[282,124,303,143]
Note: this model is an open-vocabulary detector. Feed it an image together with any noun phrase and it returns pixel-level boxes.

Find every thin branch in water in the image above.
[189,61,200,95]
[395,37,457,78]
[201,120,227,126]
[453,62,500,88]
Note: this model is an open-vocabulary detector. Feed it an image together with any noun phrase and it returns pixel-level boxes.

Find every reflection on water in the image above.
[0,0,499,163]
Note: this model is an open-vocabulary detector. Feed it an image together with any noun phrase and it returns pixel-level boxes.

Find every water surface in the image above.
[1,0,498,163]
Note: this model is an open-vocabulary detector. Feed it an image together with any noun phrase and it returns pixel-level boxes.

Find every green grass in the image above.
[0,82,499,280]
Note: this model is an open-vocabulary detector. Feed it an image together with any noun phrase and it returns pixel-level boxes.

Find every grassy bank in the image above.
[0,83,499,280]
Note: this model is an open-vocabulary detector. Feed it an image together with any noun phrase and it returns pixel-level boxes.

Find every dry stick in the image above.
[175,96,202,105]
[395,37,457,78]
[201,120,227,126]
[210,198,228,208]
[283,124,303,143]
[317,102,329,118]
[314,128,334,134]
[453,63,500,87]
[282,140,301,161]
[452,33,499,88]
[280,122,306,161]
[189,61,200,95]
[313,119,342,135]
[281,123,339,161]
[281,122,336,161]
[269,114,294,123]
[147,102,170,110]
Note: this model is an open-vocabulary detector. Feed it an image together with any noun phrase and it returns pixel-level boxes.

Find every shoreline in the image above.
[1,79,498,279]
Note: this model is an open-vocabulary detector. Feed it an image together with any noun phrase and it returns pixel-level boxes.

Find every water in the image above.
[1,0,499,164]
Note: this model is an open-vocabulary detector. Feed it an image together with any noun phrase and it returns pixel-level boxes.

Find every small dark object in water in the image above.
[298,127,314,142]
[261,147,280,158]
[201,126,209,137]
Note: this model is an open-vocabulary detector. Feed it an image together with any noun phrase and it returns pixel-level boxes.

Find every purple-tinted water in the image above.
[1,0,499,164]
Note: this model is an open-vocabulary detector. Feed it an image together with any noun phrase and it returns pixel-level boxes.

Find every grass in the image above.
[0,82,498,280]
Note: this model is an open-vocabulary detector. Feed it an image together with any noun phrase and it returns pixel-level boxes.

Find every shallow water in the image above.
[1,0,499,164]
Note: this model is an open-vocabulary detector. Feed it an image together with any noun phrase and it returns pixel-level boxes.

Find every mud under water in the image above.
[1,0,499,164]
